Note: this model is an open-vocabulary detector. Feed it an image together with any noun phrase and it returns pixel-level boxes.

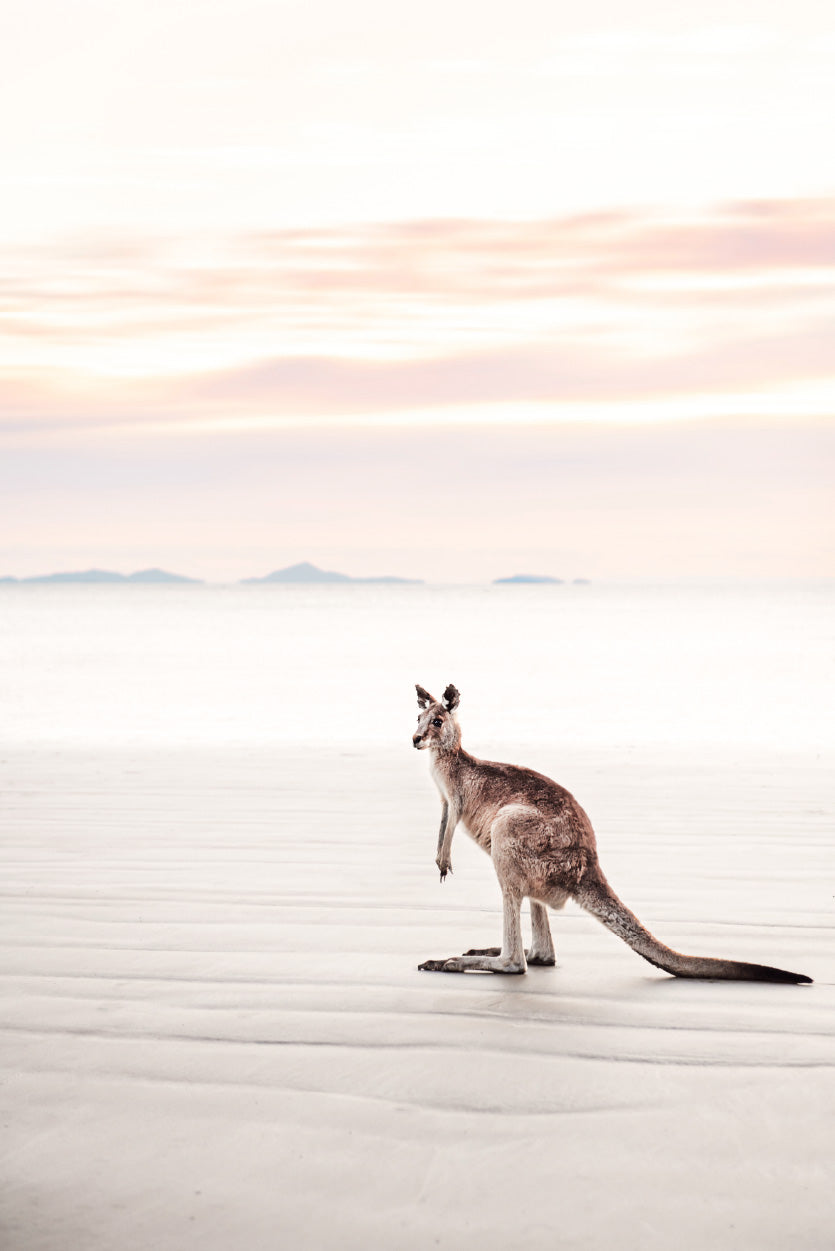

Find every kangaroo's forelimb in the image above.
[435,799,456,881]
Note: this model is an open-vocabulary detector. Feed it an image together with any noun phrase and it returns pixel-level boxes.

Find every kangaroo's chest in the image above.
[430,757,452,804]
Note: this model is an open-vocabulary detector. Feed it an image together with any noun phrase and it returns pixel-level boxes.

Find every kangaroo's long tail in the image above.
[574,869,812,984]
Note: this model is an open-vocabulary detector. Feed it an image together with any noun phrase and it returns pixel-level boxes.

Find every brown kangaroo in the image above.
[413,683,811,984]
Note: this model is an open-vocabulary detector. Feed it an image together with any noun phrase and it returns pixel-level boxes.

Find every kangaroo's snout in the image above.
[413,733,423,748]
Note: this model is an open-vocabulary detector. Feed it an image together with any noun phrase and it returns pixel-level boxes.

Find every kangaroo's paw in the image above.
[419,954,525,974]
[465,946,554,965]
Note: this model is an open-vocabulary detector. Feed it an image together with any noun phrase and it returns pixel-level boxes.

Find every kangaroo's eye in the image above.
[432,718,443,727]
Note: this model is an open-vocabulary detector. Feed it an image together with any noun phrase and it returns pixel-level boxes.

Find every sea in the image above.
[0,579,831,757]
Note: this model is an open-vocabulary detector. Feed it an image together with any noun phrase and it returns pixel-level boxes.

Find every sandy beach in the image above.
[2,741,832,1250]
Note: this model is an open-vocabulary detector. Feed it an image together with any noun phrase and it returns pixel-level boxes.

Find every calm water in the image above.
[0,581,831,754]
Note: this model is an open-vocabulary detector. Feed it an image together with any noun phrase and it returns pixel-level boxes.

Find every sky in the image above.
[1,0,834,580]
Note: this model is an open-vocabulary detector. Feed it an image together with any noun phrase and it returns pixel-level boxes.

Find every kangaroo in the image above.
[412,683,811,984]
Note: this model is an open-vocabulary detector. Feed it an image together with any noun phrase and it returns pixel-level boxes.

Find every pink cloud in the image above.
[1,196,833,432]
[3,196,834,324]
[2,323,834,434]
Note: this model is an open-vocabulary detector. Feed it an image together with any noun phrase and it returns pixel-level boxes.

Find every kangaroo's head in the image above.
[413,683,461,752]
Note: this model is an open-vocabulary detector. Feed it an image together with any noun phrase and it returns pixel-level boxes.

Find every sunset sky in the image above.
[2,0,833,580]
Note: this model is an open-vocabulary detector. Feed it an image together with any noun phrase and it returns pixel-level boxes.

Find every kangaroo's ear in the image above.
[443,684,460,712]
[416,684,436,709]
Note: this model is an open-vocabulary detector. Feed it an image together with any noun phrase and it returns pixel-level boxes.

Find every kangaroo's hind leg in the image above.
[418,887,526,974]
[419,805,540,975]
[527,900,557,966]
[464,898,560,963]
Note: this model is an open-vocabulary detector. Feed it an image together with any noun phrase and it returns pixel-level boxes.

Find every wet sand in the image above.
[1,745,832,1249]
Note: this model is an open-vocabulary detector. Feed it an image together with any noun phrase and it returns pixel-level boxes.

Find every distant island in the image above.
[0,561,586,586]
[493,574,565,584]
[0,568,202,584]
[241,561,423,584]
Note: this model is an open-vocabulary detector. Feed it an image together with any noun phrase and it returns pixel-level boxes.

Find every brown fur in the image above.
[412,684,812,984]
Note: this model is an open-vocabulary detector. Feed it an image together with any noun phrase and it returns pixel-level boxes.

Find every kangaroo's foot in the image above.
[464,946,556,967]
[526,951,557,966]
[418,954,525,974]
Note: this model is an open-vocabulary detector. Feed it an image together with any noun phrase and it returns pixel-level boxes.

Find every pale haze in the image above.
[2,0,834,579]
